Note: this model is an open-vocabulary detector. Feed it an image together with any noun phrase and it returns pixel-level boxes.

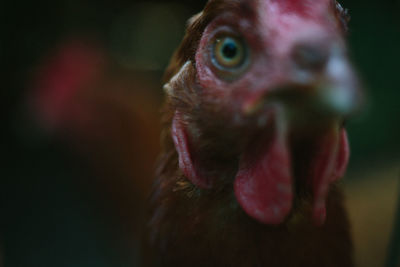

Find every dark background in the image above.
[2,0,400,266]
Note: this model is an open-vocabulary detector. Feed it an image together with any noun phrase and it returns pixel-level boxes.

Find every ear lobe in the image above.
[172,112,212,189]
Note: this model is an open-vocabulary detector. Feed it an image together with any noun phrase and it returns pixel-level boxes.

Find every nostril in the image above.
[292,43,329,72]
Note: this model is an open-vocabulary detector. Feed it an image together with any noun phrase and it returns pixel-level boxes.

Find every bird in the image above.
[28,39,161,265]
[146,0,361,266]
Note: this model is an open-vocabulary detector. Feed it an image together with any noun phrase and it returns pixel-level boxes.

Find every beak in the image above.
[315,53,362,117]
[243,43,362,120]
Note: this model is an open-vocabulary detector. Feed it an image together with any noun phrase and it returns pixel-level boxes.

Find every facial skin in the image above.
[165,0,360,225]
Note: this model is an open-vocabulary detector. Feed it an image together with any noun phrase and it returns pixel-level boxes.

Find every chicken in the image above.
[147,0,361,266]
[29,39,161,265]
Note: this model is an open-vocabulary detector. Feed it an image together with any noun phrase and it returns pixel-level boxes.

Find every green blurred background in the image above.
[2,0,399,266]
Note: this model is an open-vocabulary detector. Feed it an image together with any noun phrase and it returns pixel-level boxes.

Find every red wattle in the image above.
[311,128,342,226]
[172,110,350,226]
[234,119,292,225]
[333,129,350,182]
[172,112,212,189]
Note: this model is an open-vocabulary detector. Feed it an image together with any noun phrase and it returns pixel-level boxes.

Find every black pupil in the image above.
[222,41,237,59]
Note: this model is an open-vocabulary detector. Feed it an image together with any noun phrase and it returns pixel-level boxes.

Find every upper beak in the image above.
[316,52,362,116]
[243,42,362,119]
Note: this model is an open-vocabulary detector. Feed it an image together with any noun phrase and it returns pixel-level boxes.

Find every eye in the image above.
[212,35,248,70]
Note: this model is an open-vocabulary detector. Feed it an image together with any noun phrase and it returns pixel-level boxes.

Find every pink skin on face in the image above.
[195,0,346,123]
[172,0,355,225]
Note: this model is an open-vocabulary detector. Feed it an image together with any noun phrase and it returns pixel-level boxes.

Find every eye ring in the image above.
[211,34,249,75]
